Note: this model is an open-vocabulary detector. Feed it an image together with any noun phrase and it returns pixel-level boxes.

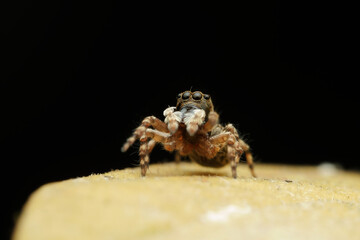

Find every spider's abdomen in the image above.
[188,147,229,168]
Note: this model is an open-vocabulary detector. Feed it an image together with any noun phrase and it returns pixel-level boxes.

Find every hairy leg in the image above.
[174,152,181,163]
[209,125,255,178]
[209,132,231,145]
[140,128,174,177]
[121,115,172,177]
[145,128,171,143]
[139,140,148,176]
[121,125,146,152]
[134,129,174,177]
[227,134,240,178]
[192,132,231,160]
[142,116,169,132]
[227,144,237,178]
[244,151,256,178]
[225,124,256,178]
[138,139,156,176]
[121,116,168,152]
[235,138,256,177]
[203,111,219,132]
[145,128,177,152]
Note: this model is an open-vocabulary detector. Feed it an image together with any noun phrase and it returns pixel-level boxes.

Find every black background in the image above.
[2,1,359,238]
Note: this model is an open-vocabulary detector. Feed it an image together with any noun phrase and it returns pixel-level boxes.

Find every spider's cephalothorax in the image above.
[176,90,213,116]
[121,90,256,178]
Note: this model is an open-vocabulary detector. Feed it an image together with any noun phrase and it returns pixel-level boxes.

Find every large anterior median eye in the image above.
[192,92,202,100]
[182,92,191,99]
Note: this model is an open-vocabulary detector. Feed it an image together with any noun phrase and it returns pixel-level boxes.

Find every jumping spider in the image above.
[121,90,256,178]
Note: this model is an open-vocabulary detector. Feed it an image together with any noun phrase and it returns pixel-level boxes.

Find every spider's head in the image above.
[176,90,214,117]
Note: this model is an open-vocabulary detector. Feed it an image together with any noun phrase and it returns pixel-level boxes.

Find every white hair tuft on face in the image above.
[183,109,205,125]
[184,109,206,136]
[163,106,205,136]
[163,106,180,133]
[163,106,176,118]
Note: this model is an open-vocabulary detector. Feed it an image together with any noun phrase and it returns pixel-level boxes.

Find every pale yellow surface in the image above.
[13,162,360,240]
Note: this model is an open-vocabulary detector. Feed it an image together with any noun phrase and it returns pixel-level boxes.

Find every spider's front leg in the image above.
[138,139,156,176]
[121,115,169,176]
[139,128,174,176]
[122,107,181,177]
[121,116,168,152]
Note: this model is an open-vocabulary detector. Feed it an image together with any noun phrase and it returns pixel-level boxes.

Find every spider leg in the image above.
[245,151,256,178]
[197,131,240,175]
[225,124,257,178]
[191,132,230,160]
[228,145,237,178]
[138,139,156,176]
[139,140,148,176]
[203,111,219,132]
[139,128,171,177]
[143,116,169,132]
[174,152,181,163]
[136,128,175,177]
[209,132,231,144]
[121,125,146,152]
[227,134,241,178]
[237,139,256,178]
[236,140,256,177]
[145,128,171,142]
[208,126,256,178]
[121,116,168,152]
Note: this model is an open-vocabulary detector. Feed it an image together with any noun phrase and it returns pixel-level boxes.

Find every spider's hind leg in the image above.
[226,134,240,178]
[236,136,256,178]
[225,124,257,178]
[244,150,256,178]
[174,152,181,164]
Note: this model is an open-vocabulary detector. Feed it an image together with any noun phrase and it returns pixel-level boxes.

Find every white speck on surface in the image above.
[103,175,114,180]
[71,178,88,183]
[317,162,339,176]
[202,205,252,223]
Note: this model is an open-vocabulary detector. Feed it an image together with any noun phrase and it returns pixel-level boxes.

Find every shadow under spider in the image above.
[148,169,229,177]
[180,170,229,177]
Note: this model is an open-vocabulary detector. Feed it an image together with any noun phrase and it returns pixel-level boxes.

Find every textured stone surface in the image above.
[13,162,360,240]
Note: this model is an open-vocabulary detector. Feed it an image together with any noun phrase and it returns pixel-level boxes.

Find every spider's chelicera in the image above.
[121,90,256,178]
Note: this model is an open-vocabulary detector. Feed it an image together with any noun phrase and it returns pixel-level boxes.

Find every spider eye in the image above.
[177,93,182,99]
[192,92,202,100]
[182,92,190,100]
[204,94,210,100]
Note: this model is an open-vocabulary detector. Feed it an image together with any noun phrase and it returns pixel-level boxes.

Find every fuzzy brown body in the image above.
[171,123,229,168]
[121,90,256,178]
